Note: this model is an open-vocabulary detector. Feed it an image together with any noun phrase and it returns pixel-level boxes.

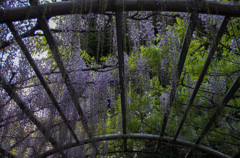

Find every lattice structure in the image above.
[0,0,240,158]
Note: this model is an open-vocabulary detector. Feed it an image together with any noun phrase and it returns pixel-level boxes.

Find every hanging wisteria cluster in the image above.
[0,0,240,157]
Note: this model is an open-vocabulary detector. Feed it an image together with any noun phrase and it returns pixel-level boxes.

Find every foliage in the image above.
[0,0,240,157]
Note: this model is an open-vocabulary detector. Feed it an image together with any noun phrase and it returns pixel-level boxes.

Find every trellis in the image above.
[0,0,240,158]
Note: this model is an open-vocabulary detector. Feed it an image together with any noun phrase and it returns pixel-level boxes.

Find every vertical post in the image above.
[116,9,127,151]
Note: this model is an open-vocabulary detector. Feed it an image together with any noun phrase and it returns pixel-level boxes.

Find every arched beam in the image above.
[36,133,231,158]
[107,150,178,158]
[0,0,240,23]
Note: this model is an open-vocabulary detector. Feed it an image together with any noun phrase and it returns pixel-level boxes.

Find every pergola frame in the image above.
[0,0,240,23]
[0,0,240,157]
[36,133,231,158]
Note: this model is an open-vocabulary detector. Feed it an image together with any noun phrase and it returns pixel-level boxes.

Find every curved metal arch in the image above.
[107,150,178,158]
[0,0,240,23]
[1,0,239,157]
[36,133,231,158]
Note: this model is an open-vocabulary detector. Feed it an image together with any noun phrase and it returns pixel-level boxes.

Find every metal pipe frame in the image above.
[0,0,240,157]
[156,12,198,152]
[38,17,90,136]
[0,0,240,23]
[173,16,230,141]
[116,9,127,151]
[36,133,231,158]
[185,75,240,158]
[0,73,65,157]
[7,22,80,145]
[159,12,198,138]
[37,17,99,154]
